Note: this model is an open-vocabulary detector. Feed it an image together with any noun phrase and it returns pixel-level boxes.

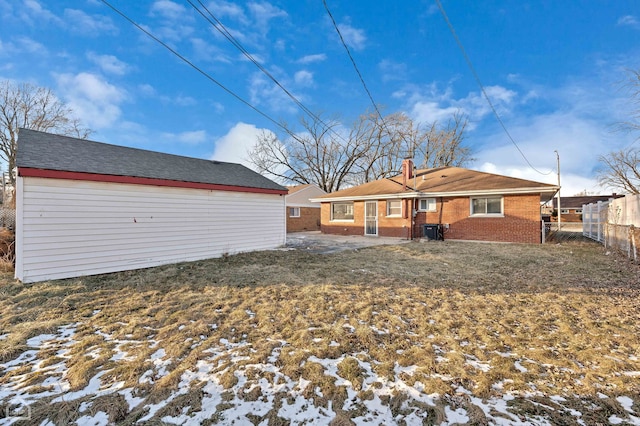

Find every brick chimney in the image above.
[401,158,413,190]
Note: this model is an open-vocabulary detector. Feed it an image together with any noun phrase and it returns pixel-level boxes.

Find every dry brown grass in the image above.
[1,239,639,423]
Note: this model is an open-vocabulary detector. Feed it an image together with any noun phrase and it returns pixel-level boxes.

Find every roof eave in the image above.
[311,186,559,202]
[18,167,289,195]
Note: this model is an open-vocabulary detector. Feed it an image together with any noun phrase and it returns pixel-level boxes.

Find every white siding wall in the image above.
[285,185,326,208]
[16,177,286,283]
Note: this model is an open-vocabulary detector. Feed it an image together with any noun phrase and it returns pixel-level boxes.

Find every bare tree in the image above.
[348,110,408,185]
[249,114,372,193]
[249,109,472,193]
[416,111,472,169]
[349,109,472,185]
[597,69,640,194]
[0,80,91,185]
[597,148,640,194]
[618,68,640,135]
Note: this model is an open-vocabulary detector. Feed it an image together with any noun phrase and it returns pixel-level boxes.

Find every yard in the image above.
[1,238,639,425]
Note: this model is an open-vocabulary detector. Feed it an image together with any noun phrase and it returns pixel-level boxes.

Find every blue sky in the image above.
[1,0,639,195]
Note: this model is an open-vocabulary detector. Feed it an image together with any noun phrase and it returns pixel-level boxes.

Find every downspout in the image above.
[412,165,417,240]
[407,198,412,240]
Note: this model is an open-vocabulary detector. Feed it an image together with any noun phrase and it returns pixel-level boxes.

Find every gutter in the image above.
[312,186,560,203]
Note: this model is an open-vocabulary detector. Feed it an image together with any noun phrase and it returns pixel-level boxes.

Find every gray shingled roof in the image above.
[16,129,286,192]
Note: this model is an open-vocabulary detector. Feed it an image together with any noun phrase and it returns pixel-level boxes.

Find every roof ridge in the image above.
[19,128,236,166]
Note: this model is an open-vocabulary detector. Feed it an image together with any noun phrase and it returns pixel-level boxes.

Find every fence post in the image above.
[597,201,602,244]
[632,225,637,263]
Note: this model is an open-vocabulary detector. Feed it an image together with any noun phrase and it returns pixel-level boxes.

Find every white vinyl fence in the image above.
[582,200,609,243]
[583,194,640,262]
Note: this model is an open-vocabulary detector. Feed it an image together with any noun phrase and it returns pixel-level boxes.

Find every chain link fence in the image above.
[1,207,15,230]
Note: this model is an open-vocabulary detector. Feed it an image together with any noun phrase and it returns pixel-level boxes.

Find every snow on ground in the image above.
[1,323,640,425]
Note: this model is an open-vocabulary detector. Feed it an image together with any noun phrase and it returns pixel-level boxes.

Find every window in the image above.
[470,196,503,215]
[560,209,569,214]
[418,198,436,212]
[575,209,582,214]
[331,202,354,221]
[289,207,300,217]
[386,200,402,217]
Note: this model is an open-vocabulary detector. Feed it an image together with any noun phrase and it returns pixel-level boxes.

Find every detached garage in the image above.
[15,129,288,283]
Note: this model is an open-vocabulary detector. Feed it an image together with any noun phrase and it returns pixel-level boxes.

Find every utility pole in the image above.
[555,150,561,231]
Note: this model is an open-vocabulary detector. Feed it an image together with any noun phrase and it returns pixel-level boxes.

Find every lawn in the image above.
[1,239,639,425]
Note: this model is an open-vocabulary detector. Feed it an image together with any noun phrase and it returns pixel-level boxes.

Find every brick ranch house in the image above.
[311,160,559,244]
[285,184,327,232]
[548,195,623,222]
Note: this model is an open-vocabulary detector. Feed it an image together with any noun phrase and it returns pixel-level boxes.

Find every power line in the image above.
[187,0,344,142]
[322,0,407,153]
[99,0,303,143]
[434,0,553,176]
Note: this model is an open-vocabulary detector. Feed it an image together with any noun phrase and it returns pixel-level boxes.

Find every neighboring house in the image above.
[285,184,326,232]
[551,195,623,222]
[15,129,287,283]
[311,159,558,244]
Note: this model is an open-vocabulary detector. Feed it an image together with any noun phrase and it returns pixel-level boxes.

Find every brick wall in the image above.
[416,194,542,243]
[287,206,321,232]
[321,193,543,243]
[550,209,582,222]
[320,200,364,236]
[320,200,414,239]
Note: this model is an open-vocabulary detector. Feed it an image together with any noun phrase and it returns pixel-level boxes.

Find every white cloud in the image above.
[0,36,46,58]
[237,51,266,64]
[472,111,627,196]
[87,52,129,75]
[401,59,637,196]
[424,4,439,16]
[209,101,225,114]
[379,59,407,82]
[210,0,248,24]
[336,23,366,51]
[479,161,599,198]
[175,95,196,106]
[411,101,460,124]
[138,84,156,96]
[297,54,327,64]
[190,38,231,63]
[458,85,517,123]
[617,15,639,28]
[406,83,516,128]
[247,2,288,36]
[163,130,207,145]
[294,70,314,87]
[148,1,194,43]
[63,9,117,35]
[249,72,299,114]
[151,0,187,20]
[23,0,61,25]
[211,122,272,169]
[15,36,47,55]
[55,72,126,129]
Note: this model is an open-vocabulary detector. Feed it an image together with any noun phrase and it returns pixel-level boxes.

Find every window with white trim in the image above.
[289,207,300,217]
[575,209,582,214]
[386,200,402,217]
[560,209,569,214]
[470,196,503,215]
[331,202,354,221]
[418,198,436,212]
